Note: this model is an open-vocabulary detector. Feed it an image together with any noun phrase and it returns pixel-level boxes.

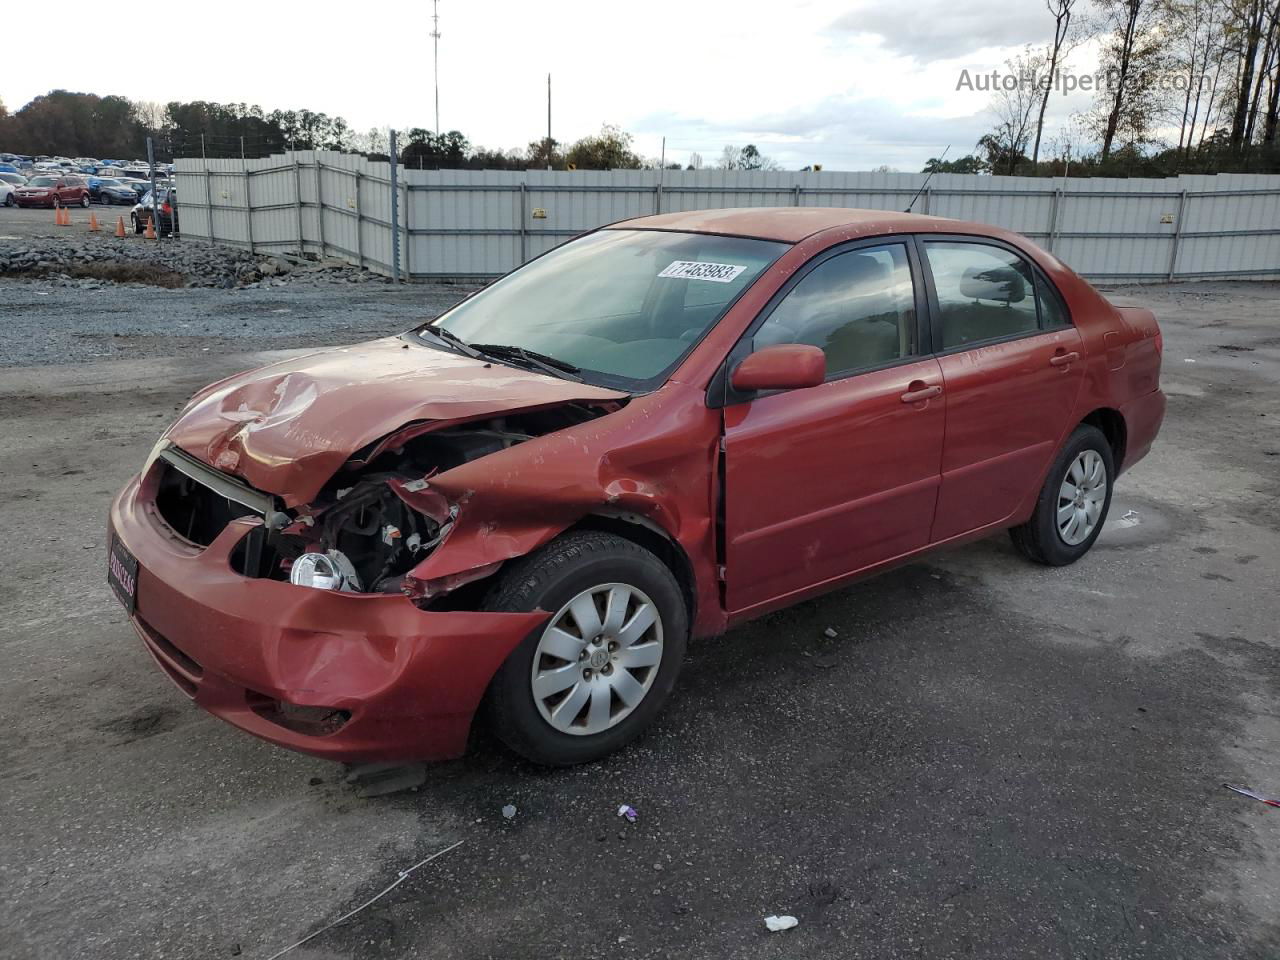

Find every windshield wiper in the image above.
[419,323,482,358]
[469,343,583,382]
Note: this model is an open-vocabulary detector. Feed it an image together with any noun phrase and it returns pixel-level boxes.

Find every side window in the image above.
[754,243,917,377]
[924,242,1038,348]
[1036,273,1071,328]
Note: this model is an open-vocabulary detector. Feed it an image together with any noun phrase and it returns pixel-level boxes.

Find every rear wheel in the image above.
[483,531,688,766]
[1010,424,1114,566]
[132,212,142,234]
[80,193,90,208]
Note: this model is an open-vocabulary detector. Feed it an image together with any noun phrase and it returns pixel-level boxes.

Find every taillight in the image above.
[161,202,172,214]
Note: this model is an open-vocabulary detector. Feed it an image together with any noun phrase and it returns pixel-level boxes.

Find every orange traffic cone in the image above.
[61,207,72,226]
[115,216,126,238]
[88,212,100,232]
[144,216,156,240]
[54,206,64,226]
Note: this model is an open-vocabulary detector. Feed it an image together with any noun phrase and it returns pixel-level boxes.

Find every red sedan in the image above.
[108,208,1165,766]
[14,174,91,208]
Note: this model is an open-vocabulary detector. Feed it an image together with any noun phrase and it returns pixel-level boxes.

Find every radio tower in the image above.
[431,0,441,134]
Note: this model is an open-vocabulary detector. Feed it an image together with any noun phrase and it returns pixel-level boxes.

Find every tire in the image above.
[80,193,90,208]
[132,213,142,234]
[1010,424,1114,566]
[3,194,12,207]
[482,531,688,766]
[52,196,60,208]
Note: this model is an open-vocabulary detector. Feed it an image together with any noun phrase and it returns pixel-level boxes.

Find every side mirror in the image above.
[730,344,826,393]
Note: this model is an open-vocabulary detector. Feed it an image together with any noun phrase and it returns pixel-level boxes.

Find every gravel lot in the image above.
[1,261,1279,959]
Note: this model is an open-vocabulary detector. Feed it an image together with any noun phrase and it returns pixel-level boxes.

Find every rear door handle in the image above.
[900,383,942,404]
[1049,351,1080,367]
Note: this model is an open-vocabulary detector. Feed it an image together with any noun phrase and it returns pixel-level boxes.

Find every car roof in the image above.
[614,206,973,243]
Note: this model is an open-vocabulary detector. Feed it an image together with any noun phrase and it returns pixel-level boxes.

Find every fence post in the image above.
[353,170,363,271]
[293,150,304,256]
[389,129,401,283]
[403,176,412,279]
[239,137,254,254]
[921,185,931,215]
[314,157,325,259]
[792,184,801,206]
[201,134,215,244]
[519,181,528,265]
[1047,187,1063,253]
[1167,189,1188,281]
[654,183,662,215]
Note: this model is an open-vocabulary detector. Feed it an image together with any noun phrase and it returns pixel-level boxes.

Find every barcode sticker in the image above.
[657,260,747,283]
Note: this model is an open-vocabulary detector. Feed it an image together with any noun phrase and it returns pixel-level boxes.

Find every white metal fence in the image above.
[174,151,1280,283]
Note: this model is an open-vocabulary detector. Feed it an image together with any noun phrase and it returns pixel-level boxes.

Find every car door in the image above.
[918,238,1085,542]
[720,239,945,615]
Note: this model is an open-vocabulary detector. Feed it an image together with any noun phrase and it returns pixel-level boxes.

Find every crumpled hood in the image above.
[165,335,628,505]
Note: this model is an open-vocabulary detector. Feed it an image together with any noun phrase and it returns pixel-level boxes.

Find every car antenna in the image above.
[904,145,949,213]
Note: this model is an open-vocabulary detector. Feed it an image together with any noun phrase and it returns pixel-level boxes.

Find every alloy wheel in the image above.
[530,582,664,736]
[1057,450,1107,545]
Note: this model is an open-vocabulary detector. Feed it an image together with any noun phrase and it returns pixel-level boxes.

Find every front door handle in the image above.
[1049,351,1080,367]
[900,382,942,404]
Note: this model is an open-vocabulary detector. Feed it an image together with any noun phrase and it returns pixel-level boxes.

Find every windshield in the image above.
[427,229,787,389]
[98,178,121,187]
[30,176,57,187]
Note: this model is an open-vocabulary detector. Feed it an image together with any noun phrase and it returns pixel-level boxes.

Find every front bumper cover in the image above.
[109,473,547,763]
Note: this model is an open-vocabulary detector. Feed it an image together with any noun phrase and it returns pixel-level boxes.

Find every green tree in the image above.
[564,125,644,169]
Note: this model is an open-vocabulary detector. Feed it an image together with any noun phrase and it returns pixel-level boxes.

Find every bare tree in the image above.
[1093,0,1170,158]
[1032,0,1090,165]
[1227,0,1269,147]
[981,46,1048,173]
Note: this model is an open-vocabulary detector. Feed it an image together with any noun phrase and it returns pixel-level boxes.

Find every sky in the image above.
[3,0,1108,170]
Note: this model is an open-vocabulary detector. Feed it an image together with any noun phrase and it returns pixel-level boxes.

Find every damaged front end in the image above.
[157,403,618,602]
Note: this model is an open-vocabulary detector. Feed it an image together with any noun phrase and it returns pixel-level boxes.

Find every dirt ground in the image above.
[1,278,1278,960]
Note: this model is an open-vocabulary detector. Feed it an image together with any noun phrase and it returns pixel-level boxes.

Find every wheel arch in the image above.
[1081,407,1127,471]
[566,512,697,628]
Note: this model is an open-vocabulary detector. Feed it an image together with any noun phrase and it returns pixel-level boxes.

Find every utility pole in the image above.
[430,0,441,134]
[146,136,160,242]
[546,73,552,170]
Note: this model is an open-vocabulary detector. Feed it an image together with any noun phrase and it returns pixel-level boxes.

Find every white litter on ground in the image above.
[1117,510,1141,528]
[502,804,517,820]
[764,915,799,932]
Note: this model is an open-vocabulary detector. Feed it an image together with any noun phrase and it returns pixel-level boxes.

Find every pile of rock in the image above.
[0,235,390,289]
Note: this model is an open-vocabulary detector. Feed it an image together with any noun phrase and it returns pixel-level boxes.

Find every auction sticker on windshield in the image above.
[657,260,747,283]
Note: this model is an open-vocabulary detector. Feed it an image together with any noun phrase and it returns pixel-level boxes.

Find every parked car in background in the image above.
[107,207,1165,767]
[0,180,16,207]
[14,174,91,208]
[96,179,140,205]
[131,187,177,234]
[0,162,18,174]
[0,172,28,188]
[124,178,154,198]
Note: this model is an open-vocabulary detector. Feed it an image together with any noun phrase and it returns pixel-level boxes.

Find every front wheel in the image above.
[1010,424,1114,566]
[483,531,688,766]
[80,193,90,208]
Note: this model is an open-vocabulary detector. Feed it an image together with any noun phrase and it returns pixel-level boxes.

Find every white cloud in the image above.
[3,0,1098,171]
